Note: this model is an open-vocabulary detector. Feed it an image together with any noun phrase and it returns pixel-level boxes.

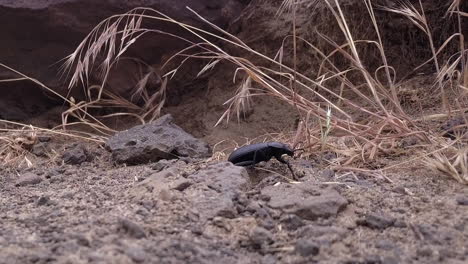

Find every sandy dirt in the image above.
[1,135,468,264]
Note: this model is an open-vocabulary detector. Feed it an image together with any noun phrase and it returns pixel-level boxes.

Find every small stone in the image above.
[393,219,407,228]
[375,239,395,250]
[279,214,304,231]
[294,190,348,220]
[72,234,91,247]
[31,142,48,157]
[159,188,173,201]
[62,144,89,165]
[382,256,400,264]
[249,227,273,247]
[261,255,278,264]
[363,255,382,263]
[356,212,395,230]
[392,186,408,195]
[212,217,233,232]
[136,208,149,217]
[15,172,42,187]
[417,247,432,258]
[456,196,468,206]
[118,218,146,239]
[151,159,171,171]
[438,248,457,261]
[125,245,147,263]
[172,179,192,191]
[295,239,320,256]
[321,169,335,179]
[322,151,337,161]
[38,136,51,142]
[454,221,465,231]
[36,196,50,206]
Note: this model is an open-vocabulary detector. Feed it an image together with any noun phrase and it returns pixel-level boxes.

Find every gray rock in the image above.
[295,239,320,256]
[130,162,249,222]
[172,179,193,191]
[382,256,400,264]
[118,218,146,239]
[62,144,89,165]
[413,224,455,245]
[321,169,335,179]
[261,255,278,264]
[36,195,50,206]
[296,225,347,245]
[416,247,433,258]
[188,162,249,198]
[107,114,212,164]
[262,184,348,221]
[151,159,174,171]
[375,239,396,250]
[38,136,51,142]
[279,214,304,231]
[295,191,348,221]
[456,196,468,206]
[249,227,273,247]
[125,245,147,263]
[356,213,396,230]
[70,234,91,247]
[128,167,180,201]
[15,172,42,186]
[186,162,249,220]
[31,142,49,157]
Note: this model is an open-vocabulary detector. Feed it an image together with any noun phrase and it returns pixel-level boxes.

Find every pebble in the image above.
[118,218,146,239]
[456,196,468,206]
[62,144,89,165]
[172,179,192,191]
[295,239,320,256]
[125,245,147,263]
[15,172,42,187]
[356,212,395,230]
[249,227,273,247]
[279,214,304,231]
[36,195,50,206]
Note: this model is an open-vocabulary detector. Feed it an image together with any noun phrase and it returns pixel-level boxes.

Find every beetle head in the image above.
[267,142,294,156]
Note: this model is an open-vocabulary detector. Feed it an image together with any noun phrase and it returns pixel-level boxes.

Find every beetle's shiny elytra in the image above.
[228,142,296,179]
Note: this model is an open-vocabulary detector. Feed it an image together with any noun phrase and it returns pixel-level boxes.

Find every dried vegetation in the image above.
[1,0,468,184]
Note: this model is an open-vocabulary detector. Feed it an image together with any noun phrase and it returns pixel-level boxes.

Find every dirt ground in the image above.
[1,128,468,264]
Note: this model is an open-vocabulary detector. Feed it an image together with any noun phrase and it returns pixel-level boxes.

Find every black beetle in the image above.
[228,142,296,180]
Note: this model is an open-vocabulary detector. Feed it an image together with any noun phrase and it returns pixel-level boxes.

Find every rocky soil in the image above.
[2,1,468,263]
[1,115,468,264]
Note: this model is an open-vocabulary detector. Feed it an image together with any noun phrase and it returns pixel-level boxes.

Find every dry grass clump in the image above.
[0,119,106,170]
[0,0,461,181]
[0,61,110,170]
[0,126,37,169]
[427,148,468,185]
[60,1,466,175]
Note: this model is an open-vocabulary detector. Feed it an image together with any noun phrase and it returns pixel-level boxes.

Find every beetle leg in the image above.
[234,160,255,167]
[252,150,258,164]
[275,155,297,180]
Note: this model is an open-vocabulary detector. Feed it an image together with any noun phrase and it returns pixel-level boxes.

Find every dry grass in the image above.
[0,119,106,171]
[1,1,466,183]
[0,62,109,170]
[426,148,468,185]
[59,1,467,180]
